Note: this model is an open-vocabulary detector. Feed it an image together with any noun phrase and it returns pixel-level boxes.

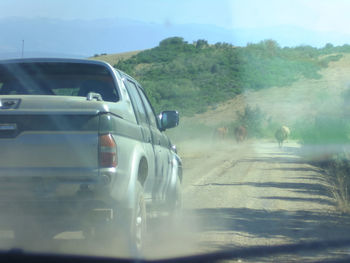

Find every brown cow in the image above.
[214,127,228,140]
[234,125,247,143]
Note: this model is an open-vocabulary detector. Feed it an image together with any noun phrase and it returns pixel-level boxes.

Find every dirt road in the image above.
[2,138,350,261]
[169,138,350,261]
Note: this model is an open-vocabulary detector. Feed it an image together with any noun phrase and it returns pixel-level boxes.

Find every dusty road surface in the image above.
[1,138,350,262]
[164,138,350,261]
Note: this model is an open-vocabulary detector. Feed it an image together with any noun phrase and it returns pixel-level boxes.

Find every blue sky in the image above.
[0,0,232,26]
[0,0,350,56]
[2,0,350,34]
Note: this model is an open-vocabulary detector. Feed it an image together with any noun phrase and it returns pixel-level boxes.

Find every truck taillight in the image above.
[99,134,117,168]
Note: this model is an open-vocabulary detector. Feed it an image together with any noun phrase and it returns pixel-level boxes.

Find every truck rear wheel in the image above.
[118,181,147,254]
[83,181,147,255]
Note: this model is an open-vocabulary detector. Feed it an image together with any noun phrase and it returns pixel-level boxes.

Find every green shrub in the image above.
[293,115,349,145]
[234,106,268,138]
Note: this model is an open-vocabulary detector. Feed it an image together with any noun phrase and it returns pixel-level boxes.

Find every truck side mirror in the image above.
[159,111,179,131]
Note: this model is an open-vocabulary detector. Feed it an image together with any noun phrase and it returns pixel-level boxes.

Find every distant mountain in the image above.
[0,17,349,59]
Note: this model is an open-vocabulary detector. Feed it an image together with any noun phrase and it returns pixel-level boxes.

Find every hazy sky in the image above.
[0,0,349,56]
[229,0,350,33]
[0,0,232,26]
[1,0,350,34]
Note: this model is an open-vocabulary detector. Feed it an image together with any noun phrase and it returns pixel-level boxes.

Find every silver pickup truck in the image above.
[0,58,182,250]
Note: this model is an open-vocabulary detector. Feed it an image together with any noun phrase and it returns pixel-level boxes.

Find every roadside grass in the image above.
[326,155,350,213]
[291,115,350,212]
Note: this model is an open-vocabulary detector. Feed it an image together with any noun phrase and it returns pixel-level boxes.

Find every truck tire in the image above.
[83,181,147,255]
[130,181,147,252]
[117,181,147,254]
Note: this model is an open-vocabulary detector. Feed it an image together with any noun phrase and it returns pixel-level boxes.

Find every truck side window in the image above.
[124,79,148,125]
[137,86,158,129]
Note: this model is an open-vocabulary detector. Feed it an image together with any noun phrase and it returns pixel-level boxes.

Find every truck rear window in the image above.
[0,62,119,102]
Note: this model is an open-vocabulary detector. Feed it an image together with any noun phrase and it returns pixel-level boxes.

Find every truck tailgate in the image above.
[0,114,99,170]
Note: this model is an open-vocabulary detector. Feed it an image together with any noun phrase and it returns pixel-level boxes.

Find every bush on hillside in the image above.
[234,106,268,138]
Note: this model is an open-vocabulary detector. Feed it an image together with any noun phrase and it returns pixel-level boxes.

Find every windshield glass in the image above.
[1,0,350,262]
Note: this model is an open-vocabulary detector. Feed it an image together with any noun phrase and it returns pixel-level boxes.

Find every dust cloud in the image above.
[0,201,204,260]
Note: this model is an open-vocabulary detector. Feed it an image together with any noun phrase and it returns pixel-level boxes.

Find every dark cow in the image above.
[234,125,247,143]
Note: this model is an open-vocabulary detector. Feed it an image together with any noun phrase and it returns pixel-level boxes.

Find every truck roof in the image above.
[0,58,111,67]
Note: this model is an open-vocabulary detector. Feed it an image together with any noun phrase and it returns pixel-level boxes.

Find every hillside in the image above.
[111,37,350,116]
[191,52,350,126]
[89,50,142,65]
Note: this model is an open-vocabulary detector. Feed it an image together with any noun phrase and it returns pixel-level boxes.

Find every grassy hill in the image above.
[192,52,350,126]
[89,50,142,65]
[101,37,349,117]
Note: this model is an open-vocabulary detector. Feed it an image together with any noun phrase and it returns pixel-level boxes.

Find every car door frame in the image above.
[122,77,156,204]
[135,85,172,204]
